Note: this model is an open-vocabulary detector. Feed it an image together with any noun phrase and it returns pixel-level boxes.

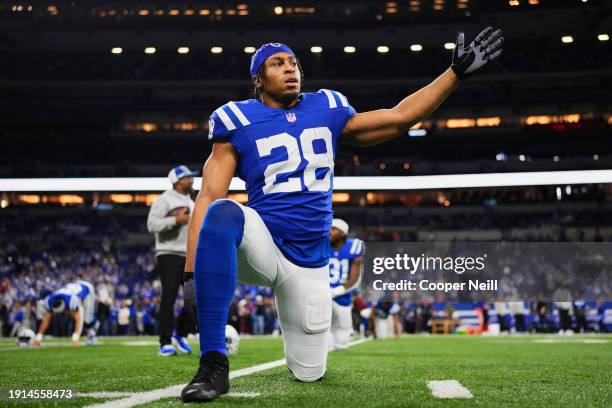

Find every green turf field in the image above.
[0,335,610,407]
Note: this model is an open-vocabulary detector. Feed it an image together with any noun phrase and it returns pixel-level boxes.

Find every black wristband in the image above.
[182,271,194,283]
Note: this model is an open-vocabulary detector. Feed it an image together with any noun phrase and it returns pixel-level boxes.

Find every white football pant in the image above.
[375,317,392,340]
[330,301,352,351]
[224,199,332,382]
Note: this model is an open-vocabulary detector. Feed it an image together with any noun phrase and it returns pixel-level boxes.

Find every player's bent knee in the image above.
[284,326,329,382]
[286,353,327,382]
[199,199,244,245]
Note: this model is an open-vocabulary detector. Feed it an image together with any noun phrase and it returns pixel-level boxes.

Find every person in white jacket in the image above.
[147,165,197,356]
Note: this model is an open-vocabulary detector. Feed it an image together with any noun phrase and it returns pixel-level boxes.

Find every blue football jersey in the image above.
[209,89,356,267]
[329,238,364,306]
[46,281,91,311]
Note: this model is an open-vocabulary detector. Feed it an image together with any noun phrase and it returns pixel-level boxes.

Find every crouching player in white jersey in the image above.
[181,28,504,402]
[33,280,97,348]
[328,219,363,351]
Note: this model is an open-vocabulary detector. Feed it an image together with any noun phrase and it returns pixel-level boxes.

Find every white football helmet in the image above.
[16,328,35,348]
[225,325,240,355]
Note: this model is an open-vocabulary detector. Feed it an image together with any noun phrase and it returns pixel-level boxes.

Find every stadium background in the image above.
[0,0,611,389]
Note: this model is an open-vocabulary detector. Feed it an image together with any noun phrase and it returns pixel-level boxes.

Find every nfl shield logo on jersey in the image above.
[286,112,297,123]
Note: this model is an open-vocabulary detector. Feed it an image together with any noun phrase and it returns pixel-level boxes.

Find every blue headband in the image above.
[250,43,296,76]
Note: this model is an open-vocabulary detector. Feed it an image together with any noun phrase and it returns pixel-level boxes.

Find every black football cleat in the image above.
[181,351,230,403]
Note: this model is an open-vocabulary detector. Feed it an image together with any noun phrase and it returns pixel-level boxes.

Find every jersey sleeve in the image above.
[317,89,357,141]
[68,295,81,311]
[334,90,357,120]
[349,238,365,258]
[208,107,235,142]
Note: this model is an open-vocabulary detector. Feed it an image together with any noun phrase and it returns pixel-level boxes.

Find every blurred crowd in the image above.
[1,206,610,338]
[0,244,281,338]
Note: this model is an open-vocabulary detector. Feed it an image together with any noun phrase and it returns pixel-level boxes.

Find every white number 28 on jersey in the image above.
[255,127,334,194]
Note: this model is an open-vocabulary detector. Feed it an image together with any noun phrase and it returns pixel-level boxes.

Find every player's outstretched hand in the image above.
[451,27,504,80]
[32,339,41,348]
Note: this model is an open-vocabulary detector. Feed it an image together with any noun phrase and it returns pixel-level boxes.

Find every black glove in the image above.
[451,26,504,80]
[182,272,196,306]
[182,272,198,333]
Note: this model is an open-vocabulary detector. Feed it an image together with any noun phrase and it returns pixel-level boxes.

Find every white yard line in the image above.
[84,337,371,408]
[226,392,262,397]
[533,338,609,344]
[427,380,474,399]
[77,392,135,398]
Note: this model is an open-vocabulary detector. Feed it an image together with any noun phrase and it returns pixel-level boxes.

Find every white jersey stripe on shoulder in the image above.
[227,102,251,126]
[321,89,337,109]
[214,107,237,131]
[333,91,349,108]
[356,240,363,255]
[350,239,358,254]
[70,295,79,310]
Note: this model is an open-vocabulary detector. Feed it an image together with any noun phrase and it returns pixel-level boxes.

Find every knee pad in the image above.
[199,199,244,246]
[285,341,328,382]
[303,290,332,334]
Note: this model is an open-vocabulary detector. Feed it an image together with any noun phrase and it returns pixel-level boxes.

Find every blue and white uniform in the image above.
[329,238,364,306]
[209,90,355,267]
[46,280,95,325]
[328,238,364,350]
[198,89,355,381]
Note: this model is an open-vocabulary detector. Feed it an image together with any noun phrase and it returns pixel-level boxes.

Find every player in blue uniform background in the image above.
[328,218,363,351]
[181,28,504,402]
[33,280,97,348]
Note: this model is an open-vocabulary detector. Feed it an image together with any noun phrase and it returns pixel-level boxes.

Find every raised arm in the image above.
[341,27,504,147]
[184,141,239,273]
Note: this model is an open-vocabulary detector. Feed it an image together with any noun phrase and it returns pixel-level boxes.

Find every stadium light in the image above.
[344,46,356,53]
[408,129,427,137]
[310,46,323,53]
[2,171,612,192]
[377,45,390,53]
[244,46,257,53]
[410,44,423,52]
[496,153,507,162]
[211,46,223,54]
[144,47,156,54]
[444,42,456,50]
[274,6,283,15]
[111,47,123,55]
[598,34,609,41]
[177,47,190,54]
[561,36,573,44]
